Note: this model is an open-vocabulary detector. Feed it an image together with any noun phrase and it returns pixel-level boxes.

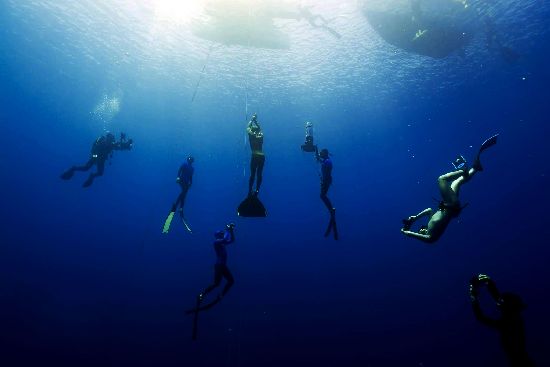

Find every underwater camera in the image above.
[301,121,317,153]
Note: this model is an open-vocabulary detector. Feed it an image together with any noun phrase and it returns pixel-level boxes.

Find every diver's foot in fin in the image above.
[473,154,483,171]
[474,134,499,171]
[82,175,94,188]
[60,167,75,180]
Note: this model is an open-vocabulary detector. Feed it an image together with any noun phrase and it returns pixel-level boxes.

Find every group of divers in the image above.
[60,116,534,366]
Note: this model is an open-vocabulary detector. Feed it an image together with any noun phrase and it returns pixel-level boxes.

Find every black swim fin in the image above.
[237,195,267,217]
[474,134,499,171]
[60,168,75,180]
[82,175,94,188]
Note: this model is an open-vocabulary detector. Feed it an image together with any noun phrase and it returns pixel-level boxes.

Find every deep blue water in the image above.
[1,1,549,366]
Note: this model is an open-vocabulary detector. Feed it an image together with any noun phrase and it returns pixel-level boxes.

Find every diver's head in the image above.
[214,230,225,239]
[497,292,526,313]
[105,132,115,143]
[187,156,195,164]
[319,148,329,159]
[305,121,313,128]
[251,113,257,122]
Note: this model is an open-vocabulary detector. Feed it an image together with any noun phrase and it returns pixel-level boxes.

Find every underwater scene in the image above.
[1,1,549,366]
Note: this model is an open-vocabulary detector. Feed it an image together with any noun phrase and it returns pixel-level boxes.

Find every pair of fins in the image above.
[162,210,192,234]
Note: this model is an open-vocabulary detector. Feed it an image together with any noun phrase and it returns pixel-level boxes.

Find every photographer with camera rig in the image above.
[60,132,133,188]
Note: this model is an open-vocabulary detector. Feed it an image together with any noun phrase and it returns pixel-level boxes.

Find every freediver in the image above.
[469,274,535,367]
[60,132,133,188]
[401,134,498,243]
[187,223,236,313]
[298,4,342,39]
[247,113,265,197]
[316,147,338,240]
[162,156,195,234]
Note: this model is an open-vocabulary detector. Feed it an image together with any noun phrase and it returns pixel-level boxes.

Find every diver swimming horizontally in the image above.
[238,113,267,217]
[469,274,535,367]
[162,156,194,234]
[60,132,133,188]
[316,147,338,240]
[401,134,498,243]
[186,223,236,339]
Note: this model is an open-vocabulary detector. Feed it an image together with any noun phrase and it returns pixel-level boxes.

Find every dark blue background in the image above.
[1,1,549,366]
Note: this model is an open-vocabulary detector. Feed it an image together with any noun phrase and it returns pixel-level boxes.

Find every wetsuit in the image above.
[173,161,194,212]
[67,135,132,187]
[203,229,235,297]
[320,157,333,211]
[471,280,535,367]
[248,129,265,195]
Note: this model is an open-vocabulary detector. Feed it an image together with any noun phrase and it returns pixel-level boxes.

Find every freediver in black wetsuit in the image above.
[316,147,338,240]
[60,132,133,188]
[247,113,265,197]
[469,274,535,367]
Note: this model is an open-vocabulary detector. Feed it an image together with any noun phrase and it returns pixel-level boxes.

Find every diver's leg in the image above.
[221,266,234,297]
[249,156,257,195]
[320,181,333,212]
[450,167,478,194]
[174,183,189,212]
[255,156,265,193]
[83,160,104,187]
[73,158,95,172]
[202,265,223,297]
[438,171,464,203]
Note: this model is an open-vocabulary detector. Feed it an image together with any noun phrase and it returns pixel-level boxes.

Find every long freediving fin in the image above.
[474,134,499,171]
[191,295,201,341]
[180,214,193,234]
[162,211,175,234]
[480,134,499,153]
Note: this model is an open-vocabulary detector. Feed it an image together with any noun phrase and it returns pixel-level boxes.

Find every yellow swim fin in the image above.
[162,211,175,234]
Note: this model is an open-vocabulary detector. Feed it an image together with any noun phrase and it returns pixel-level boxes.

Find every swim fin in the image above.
[191,295,202,341]
[181,215,193,234]
[82,175,94,188]
[162,211,175,234]
[185,296,222,314]
[237,195,267,217]
[474,134,499,171]
[60,167,75,180]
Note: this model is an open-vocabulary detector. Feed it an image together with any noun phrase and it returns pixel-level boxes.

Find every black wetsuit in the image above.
[202,229,235,297]
[248,131,265,195]
[320,157,333,211]
[172,161,194,212]
[471,280,535,367]
[64,135,132,187]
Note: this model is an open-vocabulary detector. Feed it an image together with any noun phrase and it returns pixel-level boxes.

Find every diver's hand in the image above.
[226,223,235,230]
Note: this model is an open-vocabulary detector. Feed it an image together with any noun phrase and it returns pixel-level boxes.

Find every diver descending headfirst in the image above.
[60,132,133,188]
[401,134,498,243]
[316,147,338,240]
[238,113,267,217]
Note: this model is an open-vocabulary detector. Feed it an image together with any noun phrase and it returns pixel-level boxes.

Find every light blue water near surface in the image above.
[1,1,550,366]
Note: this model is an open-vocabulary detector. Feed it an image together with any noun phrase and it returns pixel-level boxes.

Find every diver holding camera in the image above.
[60,131,133,188]
[401,134,498,243]
[469,274,534,367]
